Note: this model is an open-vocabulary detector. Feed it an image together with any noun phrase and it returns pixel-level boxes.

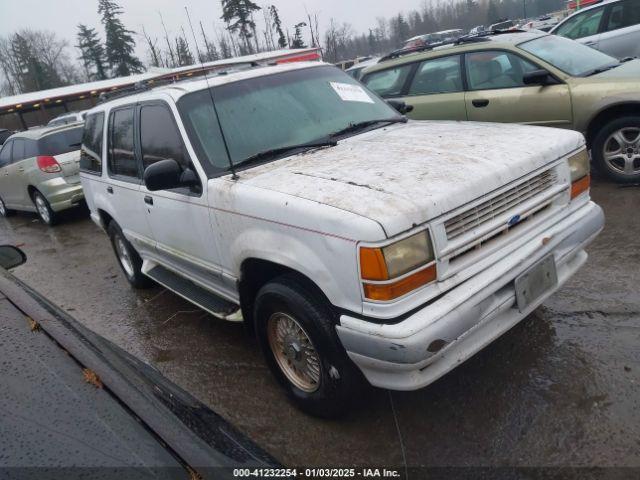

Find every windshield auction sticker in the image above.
[330,82,375,103]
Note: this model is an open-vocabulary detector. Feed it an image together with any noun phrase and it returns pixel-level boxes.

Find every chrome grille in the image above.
[445,169,557,240]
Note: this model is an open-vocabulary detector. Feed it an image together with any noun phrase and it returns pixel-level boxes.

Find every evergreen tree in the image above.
[175,37,194,66]
[76,24,107,80]
[98,0,144,77]
[269,5,287,49]
[486,0,500,24]
[11,33,63,92]
[220,0,261,52]
[291,22,307,48]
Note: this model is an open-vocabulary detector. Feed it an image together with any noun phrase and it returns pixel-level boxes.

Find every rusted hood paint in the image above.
[238,121,585,237]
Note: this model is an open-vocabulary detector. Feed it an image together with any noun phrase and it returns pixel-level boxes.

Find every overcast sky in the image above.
[0,0,429,62]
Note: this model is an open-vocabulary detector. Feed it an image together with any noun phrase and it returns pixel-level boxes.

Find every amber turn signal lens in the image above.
[360,247,389,281]
[363,264,436,301]
[570,174,590,200]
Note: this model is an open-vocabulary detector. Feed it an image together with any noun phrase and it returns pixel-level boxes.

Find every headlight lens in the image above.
[568,149,589,183]
[360,230,436,301]
[382,231,433,278]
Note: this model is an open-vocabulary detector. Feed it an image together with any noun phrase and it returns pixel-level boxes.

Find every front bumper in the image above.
[336,201,604,391]
[40,178,84,212]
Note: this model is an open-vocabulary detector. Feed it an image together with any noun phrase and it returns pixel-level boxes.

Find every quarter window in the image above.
[555,7,605,39]
[80,112,105,175]
[108,107,139,179]
[140,104,189,170]
[362,64,413,97]
[408,55,463,95]
[466,51,539,90]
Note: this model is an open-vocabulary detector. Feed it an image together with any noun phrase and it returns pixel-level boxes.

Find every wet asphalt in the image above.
[0,178,638,469]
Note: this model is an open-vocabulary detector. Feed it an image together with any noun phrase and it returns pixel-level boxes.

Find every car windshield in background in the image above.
[39,127,83,156]
[178,66,401,173]
[519,35,619,77]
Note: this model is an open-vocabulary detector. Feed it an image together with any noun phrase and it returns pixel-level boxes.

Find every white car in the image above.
[80,61,604,417]
[550,0,640,59]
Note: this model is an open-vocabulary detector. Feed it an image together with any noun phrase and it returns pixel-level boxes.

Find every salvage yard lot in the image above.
[1,179,638,467]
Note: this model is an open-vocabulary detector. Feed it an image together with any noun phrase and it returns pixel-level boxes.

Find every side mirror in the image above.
[0,245,26,270]
[144,159,201,192]
[387,99,414,115]
[523,69,556,86]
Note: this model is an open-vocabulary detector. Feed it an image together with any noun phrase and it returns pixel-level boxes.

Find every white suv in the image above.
[80,61,604,417]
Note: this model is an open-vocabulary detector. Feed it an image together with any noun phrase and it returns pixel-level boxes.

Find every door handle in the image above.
[144,195,153,205]
[472,99,490,108]
[106,186,113,194]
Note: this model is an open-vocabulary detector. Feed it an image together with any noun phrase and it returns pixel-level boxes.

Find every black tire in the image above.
[254,274,364,418]
[32,191,57,225]
[0,196,14,217]
[107,221,153,289]
[592,115,640,184]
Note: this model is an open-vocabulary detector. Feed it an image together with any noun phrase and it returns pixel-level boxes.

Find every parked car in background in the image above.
[0,128,14,146]
[489,19,518,31]
[469,25,486,36]
[520,15,561,32]
[47,110,87,127]
[550,0,640,59]
[361,31,640,183]
[345,57,380,80]
[0,124,85,224]
[81,61,603,417]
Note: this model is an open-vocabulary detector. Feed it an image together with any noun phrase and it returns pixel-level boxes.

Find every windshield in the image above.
[519,35,618,76]
[177,65,400,175]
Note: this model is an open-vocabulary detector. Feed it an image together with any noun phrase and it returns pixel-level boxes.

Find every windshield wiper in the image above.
[328,117,407,138]
[584,62,621,76]
[234,139,337,169]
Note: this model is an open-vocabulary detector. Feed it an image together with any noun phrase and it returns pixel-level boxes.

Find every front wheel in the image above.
[33,191,57,225]
[254,274,364,418]
[592,116,640,183]
[107,221,153,289]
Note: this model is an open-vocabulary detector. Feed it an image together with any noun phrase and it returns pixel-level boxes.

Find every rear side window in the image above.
[108,107,139,179]
[362,64,413,97]
[408,55,463,95]
[0,141,11,168]
[39,127,83,156]
[140,104,189,170]
[555,7,605,39]
[80,112,105,175]
[10,139,25,162]
[605,0,640,32]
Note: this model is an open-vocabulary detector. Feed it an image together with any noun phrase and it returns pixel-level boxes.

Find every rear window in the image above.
[39,127,83,156]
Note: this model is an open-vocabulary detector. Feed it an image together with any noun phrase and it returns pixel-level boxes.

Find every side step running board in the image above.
[146,265,242,322]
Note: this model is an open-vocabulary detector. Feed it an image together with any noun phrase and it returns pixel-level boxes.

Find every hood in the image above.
[592,59,640,80]
[237,121,583,237]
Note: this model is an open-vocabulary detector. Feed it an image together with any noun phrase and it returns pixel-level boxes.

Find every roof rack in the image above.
[97,61,263,104]
[378,29,528,62]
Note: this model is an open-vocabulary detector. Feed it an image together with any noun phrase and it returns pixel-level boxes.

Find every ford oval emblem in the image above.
[508,214,521,227]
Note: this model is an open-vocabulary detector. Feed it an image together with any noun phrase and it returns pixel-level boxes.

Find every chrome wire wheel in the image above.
[114,234,135,278]
[34,194,50,223]
[267,312,321,393]
[603,127,640,176]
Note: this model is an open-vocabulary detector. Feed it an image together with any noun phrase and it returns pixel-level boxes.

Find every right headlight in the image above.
[359,230,437,301]
[568,149,590,199]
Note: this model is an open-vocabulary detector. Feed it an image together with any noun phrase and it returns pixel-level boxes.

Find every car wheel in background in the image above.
[33,191,57,225]
[0,196,14,217]
[107,221,153,289]
[592,116,640,184]
[254,274,364,418]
